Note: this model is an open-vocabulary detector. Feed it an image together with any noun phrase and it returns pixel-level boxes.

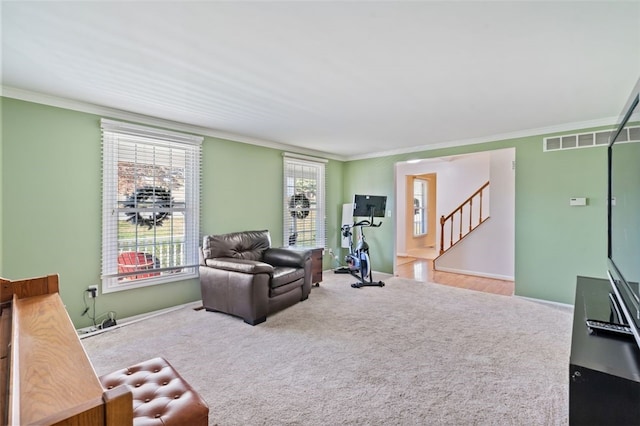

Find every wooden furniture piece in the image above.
[0,274,134,426]
[570,276,640,425]
[309,248,323,286]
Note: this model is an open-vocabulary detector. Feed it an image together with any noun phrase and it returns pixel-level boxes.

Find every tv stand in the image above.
[570,276,640,425]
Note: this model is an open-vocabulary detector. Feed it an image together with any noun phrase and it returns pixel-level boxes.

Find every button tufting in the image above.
[98,357,208,424]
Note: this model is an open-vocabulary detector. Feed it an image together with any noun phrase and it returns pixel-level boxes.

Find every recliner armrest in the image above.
[263,247,310,268]
[203,258,274,275]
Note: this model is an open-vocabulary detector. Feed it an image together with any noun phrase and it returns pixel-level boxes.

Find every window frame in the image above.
[101,119,202,293]
[283,154,327,249]
[413,178,427,237]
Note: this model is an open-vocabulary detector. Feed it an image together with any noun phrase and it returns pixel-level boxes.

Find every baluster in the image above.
[459,206,463,240]
[440,215,446,254]
[449,216,454,249]
[437,181,490,257]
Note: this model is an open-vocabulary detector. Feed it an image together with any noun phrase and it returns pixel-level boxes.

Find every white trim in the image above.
[101,118,203,145]
[2,85,623,162]
[345,116,620,161]
[78,301,202,338]
[434,266,514,282]
[101,119,201,292]
[283,152,328,163]
[2,86,344,161]
[283,156,326,249]
[515,295,574,310]
[100,271,199,294]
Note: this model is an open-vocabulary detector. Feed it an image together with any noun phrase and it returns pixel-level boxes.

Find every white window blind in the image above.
[283,154,326,249]
[101,119,202,293]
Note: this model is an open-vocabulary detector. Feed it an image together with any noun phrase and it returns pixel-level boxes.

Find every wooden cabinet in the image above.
[285,247,323,286]
[310,248,323,286]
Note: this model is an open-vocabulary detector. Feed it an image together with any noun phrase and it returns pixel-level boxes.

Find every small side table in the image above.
[309,248,323,287]
[284,246,323,287]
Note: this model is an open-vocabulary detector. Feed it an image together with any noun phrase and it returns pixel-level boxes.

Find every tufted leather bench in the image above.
[99,357,209,426]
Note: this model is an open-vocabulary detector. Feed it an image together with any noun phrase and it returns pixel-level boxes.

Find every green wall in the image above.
[0,97,343,327]
[343,134,608,304]
[200,136,343,250]
[1,95,611,329]
[0,97,3,277]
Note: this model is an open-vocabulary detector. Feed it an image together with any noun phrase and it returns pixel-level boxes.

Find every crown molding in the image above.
[1,86,346,162]
[344,116,619,162]
[2,85,618,163]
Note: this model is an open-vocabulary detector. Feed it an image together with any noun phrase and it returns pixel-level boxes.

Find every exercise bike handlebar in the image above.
[353,218,382,228]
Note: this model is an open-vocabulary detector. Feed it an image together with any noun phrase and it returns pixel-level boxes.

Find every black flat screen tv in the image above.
[353,194,387,218]
[607,77,640,347]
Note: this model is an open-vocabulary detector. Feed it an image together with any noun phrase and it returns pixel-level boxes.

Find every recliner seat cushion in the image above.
[270,278,304,297]
[271,266,305,288]
[204,258,273,275]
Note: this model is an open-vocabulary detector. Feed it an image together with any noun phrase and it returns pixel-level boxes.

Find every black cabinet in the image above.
[570,276,640,425]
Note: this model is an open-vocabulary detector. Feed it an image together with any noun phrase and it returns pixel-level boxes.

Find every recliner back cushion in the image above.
[202,230,271,260]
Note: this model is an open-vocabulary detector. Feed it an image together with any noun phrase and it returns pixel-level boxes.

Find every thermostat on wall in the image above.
[570,197,587,206]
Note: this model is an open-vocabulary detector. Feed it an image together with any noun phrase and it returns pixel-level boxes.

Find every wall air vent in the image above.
[543,126,640,152]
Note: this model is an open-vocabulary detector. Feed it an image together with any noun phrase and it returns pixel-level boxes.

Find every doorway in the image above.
[393,148,515,294]
[404,173,437,259]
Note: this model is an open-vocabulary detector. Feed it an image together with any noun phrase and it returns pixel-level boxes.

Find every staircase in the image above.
[438,181,490,256]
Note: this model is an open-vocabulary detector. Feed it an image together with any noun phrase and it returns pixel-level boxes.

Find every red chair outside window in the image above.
[117,252,160,280]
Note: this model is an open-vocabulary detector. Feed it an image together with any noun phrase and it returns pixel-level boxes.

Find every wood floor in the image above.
[395,248,514,296]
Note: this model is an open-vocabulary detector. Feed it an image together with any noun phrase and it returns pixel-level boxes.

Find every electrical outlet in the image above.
[87,285,98,298]
[327,248,339,261]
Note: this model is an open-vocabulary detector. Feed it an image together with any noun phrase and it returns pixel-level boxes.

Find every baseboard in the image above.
[516,296,574,310]
[77,300,202,339]
[434,266,514,282]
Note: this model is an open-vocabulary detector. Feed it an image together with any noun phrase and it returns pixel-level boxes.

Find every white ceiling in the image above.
[2,1,640,160]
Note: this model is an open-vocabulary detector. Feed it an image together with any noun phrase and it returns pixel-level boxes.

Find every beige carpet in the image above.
[82,273,572,426]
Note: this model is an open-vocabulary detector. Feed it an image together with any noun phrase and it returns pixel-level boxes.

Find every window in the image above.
[283,154,326,248]
[413,178,427,236]
[101,119,202,293]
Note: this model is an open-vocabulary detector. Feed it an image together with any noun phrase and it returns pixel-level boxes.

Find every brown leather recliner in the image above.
[199,230,312,325]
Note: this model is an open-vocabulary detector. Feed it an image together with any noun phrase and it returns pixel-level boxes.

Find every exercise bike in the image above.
[338,219,385,288]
